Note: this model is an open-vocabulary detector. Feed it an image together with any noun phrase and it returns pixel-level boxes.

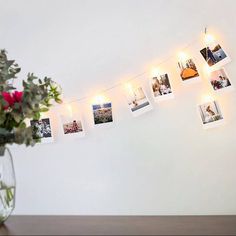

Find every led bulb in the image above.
[67,105,73,118]
[202,94,214,103]
[204,65,212,75]
[151,68,160,78]
[178,52,188,61]
[94,95,106,104]
[125,83,134,94]
[204,34,215,45]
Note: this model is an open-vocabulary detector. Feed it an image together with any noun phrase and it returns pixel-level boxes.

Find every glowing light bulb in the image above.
[94,95,106,104]
[151,68,160,78]
[178,52,188,62]
[125,83,134,95]
[204,65,212,75]
[67,105,73,118]
[202,94,214,103]
[204,34,215,45]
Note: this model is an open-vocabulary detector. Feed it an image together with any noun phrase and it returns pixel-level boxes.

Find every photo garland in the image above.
[29,33,233,142]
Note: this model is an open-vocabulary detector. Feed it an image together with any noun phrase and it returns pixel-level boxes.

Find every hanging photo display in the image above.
[42,32,231,137]
[92,102,113,125]
[150,73,174,102]
[200,42,230,70]
[208,68,233,93]
[125,85,152,117]
[197,100,224,129]
[178,57,201,83]
[30,118,54,143]
[60,115,85,137]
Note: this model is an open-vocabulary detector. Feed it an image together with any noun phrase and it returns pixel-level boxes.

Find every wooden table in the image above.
[0,216,236,235]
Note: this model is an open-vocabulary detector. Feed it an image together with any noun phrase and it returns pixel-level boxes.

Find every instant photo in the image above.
[200,43,230,69]
[151,73,174,101]
[198,100,224,129]
[178,58,201,83]
[60,115,85,137]
[30,118,54,143]
[208,68,233,93]
[92,102,113,125]
[126,86,152,117]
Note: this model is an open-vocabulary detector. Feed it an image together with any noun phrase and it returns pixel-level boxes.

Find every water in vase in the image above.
[0,186,15,223]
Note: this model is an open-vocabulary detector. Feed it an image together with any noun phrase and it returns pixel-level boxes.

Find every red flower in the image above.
[2,92,14,109]
[1,91,23,110]
[12,91,23,103]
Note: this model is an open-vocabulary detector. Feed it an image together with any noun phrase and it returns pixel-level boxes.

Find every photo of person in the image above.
[178,58,200,83]
[92,102,113,125]
[208,68,233,92]
[30,118,53,142]
[198,101,224,129]
[151,73,174,101]
[126,86,152,116]
[60,114,85,137]
[200,43,230,69]
[63,120,83,134]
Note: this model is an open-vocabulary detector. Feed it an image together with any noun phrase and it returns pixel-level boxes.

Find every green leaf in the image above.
[39,107,49,112]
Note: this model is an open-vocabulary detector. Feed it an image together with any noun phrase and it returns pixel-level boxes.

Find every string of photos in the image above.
[30,29,234,143]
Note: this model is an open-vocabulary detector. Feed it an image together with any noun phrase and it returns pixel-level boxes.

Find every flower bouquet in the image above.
[0,49,62,152]
[0,49,62,223]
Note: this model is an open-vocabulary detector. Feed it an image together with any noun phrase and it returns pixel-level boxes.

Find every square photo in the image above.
[200,43,230,69]
[151,73,174,101]
[198,101,224,129]
[92,102,113,125]
[208,68,233,93]
[60,115,85,137]
[178,58,201,83]
[126,86,152,117]
[30,118,53,143]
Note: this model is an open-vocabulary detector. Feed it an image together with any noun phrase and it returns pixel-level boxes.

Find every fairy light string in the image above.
[59,28,208,106]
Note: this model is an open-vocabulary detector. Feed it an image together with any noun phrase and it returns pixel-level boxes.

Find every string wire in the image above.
[57,30,207,106]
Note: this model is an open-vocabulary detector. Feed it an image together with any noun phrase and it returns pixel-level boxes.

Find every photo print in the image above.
[200,42,230,69]
[178,58,201,83]
[198,100,224,129]
[60,115,85,137]
[208,68,233,93]
[125,85,152,117]
[92,102,113,125]
[151,73,174,101]
[30,118,54,143]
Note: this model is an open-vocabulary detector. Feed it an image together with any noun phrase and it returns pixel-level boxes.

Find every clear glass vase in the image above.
[0,147,16,224]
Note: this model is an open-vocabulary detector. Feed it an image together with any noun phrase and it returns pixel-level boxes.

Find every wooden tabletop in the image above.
[0,216,236,235]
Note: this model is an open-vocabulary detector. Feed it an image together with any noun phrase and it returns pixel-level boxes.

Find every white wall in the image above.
[1,0,236,215]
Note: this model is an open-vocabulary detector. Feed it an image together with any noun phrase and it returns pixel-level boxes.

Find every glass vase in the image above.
[0,147,16,224]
